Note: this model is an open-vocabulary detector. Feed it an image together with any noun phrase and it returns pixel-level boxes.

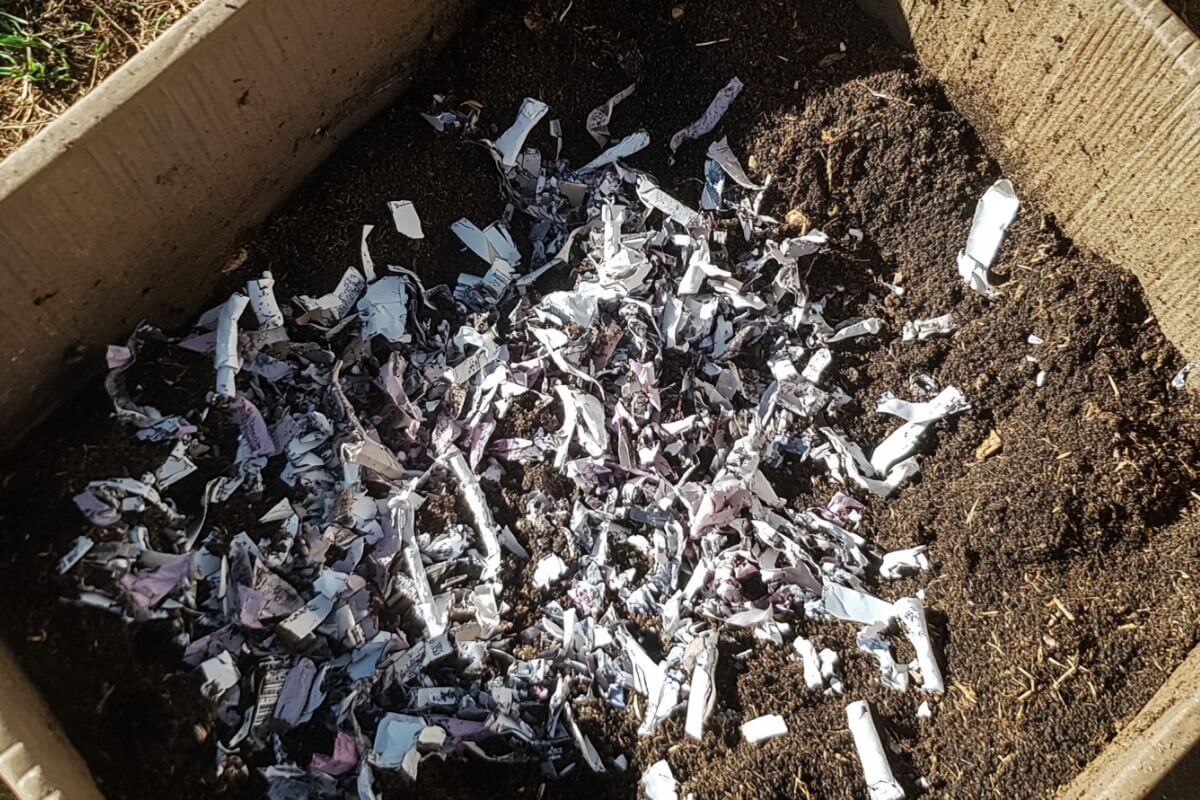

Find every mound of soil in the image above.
[0,1,1196,798]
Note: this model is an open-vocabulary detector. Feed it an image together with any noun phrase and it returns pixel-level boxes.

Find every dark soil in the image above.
[0,0,202,160]
[1,1,1198,799]
[1166,0,1200,34]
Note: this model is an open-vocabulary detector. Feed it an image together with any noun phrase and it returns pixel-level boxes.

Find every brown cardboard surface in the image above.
[0,641,102,799]
[859,0,1200,367]
[0,0,472,446]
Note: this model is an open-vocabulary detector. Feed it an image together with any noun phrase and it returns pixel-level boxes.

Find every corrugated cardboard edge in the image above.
[859,0,1200,366]
[0,0,473,445]
[0,641,102,800]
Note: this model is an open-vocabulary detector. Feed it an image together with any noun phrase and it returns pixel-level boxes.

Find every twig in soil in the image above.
[1106,374,1121,399]
[694,37,732,47]
[1047,596,1076,622]
[95,681,116,714]
[855,80,913,107]
[90,4,140,49]
[794,770,813,800]
[1051,655,1079,704]
[965,496,981,525]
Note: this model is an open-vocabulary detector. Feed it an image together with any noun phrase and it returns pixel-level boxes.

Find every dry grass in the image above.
[0,0,203,160]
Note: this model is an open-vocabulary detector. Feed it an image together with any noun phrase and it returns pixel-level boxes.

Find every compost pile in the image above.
[55,78,1011,799]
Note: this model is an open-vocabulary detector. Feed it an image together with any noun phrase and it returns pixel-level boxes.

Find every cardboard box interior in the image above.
[0,0,1195,797]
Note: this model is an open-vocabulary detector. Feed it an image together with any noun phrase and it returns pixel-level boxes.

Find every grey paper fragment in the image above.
[670,76,743,151]
[358,277,410,342]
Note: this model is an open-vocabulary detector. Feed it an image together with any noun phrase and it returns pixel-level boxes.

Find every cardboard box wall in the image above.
[0,0,1196,797]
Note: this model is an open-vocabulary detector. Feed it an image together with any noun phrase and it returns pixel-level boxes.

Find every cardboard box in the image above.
[0,0,1195,797]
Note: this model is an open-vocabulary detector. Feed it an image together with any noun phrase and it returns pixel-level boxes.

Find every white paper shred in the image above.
[684,630,718,740]
[494,97,548,168]
[155,441,198,488]
[586,83,636,146]
[246,272,286,330]
[214,293,249,398]
[199,651,239,699]
[389,201,424,239]
[826,318,883,344]
[822,583,895,625]
[361,224,377,281]
[871,386,970,475]
[819,648,844,695]
[57,536,94,574]
[901,314,954,342]
[1171,363,1195,390]
[670,76,743,151]
[445,447,503,578]
[451,218,522,267]
[794,636,823,691]
[857,622,909,692]
[296,267,366,323]
[741,714,788,744]
[879,546,931,580]
[533,553,568,589]
[371,713,425,769]
[893,596,944,694]
[706,136,763,190]
[846,701,906,800]
[641,760,678,800]
[577,130,650,173]
[635,175,703,228]
[957,179,1020,298]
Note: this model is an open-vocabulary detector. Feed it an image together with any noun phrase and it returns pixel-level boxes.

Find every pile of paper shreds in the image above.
[61,81,1018,800]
